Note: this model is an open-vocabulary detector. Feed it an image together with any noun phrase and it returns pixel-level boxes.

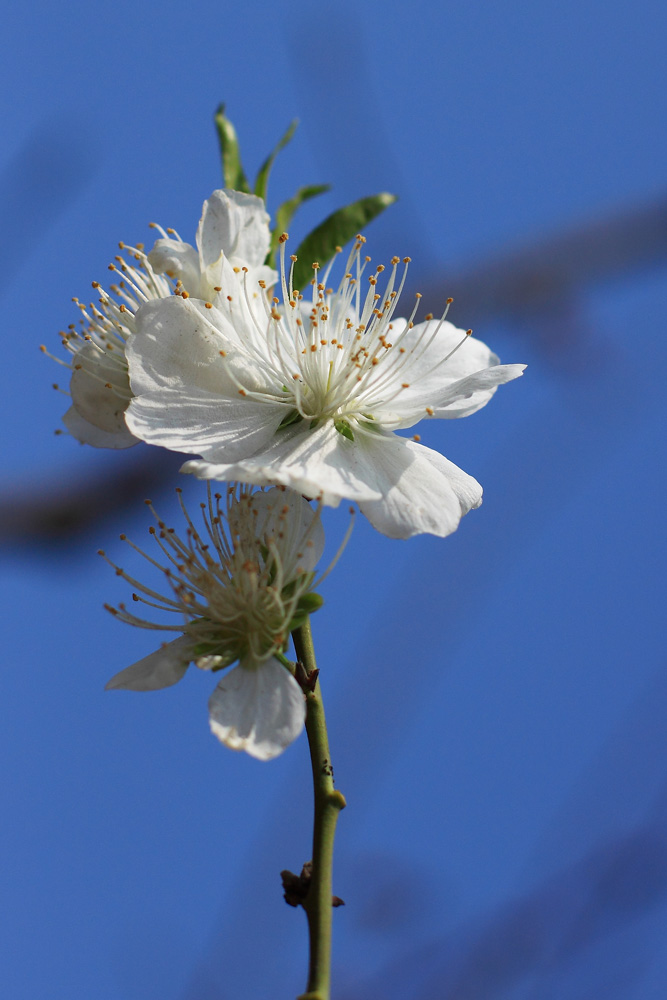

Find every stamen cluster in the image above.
[102,484,324,670]
[42,244,173,447]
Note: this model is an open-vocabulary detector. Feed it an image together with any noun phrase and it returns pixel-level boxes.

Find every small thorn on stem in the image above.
[280,863,344,909]
[295,661,320,693]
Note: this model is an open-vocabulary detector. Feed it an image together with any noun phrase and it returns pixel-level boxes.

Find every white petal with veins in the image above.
[105,635,193,691]
[208,659,305,760]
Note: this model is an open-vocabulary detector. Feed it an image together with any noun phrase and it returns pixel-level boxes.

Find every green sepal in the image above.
[291,192,398,291]
[254,119,298,203]
[309,418,320,430]
[288,592,325,631]
[278,408,304,430]
[281,573,316,602]
[214,104,250,193]
[334,418,354,442]
[268,184,332,267]
[298,592,324,614]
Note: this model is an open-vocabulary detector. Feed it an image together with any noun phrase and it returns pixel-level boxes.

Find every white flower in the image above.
[103,485,330,760]
[125,237,526,539]
[43,247,173,448]
[147,188,277,302]
[44,190,276,449]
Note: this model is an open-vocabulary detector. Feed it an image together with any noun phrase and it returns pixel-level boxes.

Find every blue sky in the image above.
[2,1,666,998]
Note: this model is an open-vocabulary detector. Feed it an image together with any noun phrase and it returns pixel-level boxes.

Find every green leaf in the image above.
[277,408,303,430]
[334,418,354,442]
[214,103,250,193]
[291,192,398,291]
[268,184,332,267]
[254,119,299,203]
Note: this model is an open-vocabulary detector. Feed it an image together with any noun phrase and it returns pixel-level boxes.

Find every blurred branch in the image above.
[423,194,667,324]
[338,816,667,1000]
[0,449,183,550]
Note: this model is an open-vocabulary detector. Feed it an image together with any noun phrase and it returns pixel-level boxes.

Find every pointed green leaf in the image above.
[254,119,299,203]
[334,418,354,442]
[213,103,250,193]
[291,192,398,290]
[267,184,332,267]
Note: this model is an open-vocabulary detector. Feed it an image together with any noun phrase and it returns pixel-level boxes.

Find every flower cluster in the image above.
[51,188,524,539]
[103,485,331,760]
[50,176,524,758]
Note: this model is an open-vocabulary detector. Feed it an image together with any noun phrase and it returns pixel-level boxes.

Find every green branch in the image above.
[291,619,346,1000]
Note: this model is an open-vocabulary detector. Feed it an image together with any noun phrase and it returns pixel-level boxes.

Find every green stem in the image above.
[292,618,346,1000]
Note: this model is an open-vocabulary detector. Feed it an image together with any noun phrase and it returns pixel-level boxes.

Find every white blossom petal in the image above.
[245,488,325,572]
[391,320,499,384]
[126,388,285,460]
[63,406,137,449]
[181,421,383,505]
[105,635,193,691]
[147,239,201,294]
[386,363,526,426]
[354,432,483,539]
[207,256,278,325]
[197,189,271,270]
[127,297,249,394]
[432,364,526,418]
[68,341,132,433]
[208,658,305,760]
